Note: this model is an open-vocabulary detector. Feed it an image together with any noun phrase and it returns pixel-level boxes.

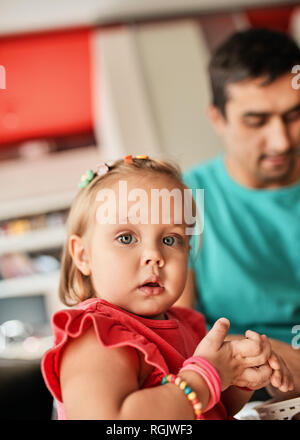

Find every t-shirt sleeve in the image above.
[41,304,169,402]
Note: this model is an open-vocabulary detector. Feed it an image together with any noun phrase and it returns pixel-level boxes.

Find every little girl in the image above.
[42,155,293,420]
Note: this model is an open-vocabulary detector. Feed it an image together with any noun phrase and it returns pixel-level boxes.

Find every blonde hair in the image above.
[59,157,197,306]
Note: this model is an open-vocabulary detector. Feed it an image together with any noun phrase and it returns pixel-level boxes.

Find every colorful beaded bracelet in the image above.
[180,356,221,413]
[161,374,202,420]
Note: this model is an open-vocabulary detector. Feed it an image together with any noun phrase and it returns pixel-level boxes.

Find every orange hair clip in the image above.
[124,155,133,164]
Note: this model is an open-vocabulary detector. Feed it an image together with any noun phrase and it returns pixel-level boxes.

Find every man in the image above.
[179,28,300,398]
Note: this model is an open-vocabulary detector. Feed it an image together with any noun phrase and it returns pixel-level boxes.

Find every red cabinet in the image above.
[246,5,295,33]
[0,28,94,146]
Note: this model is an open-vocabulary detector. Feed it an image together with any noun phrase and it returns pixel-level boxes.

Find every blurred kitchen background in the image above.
[0,0,299,419]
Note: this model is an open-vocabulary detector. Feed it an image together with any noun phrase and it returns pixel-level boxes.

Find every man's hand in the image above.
[194,320,272,391]
[268,351,294,392]
[230,330,272,368]
[229,330,273,390]
[227,331,295,393]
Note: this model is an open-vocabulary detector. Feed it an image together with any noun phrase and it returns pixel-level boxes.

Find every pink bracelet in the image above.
[183,356,221,382]
[180,356,221,413]
[183,357,221,391]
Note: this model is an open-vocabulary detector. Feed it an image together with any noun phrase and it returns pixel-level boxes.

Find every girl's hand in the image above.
[193,322,274,391]
[193,318,255,390]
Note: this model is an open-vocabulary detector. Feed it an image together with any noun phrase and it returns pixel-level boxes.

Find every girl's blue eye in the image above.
[163,236,176,246]
[117,234,136,245]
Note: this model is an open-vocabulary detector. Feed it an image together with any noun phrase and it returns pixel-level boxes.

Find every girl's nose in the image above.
[141,250,164,268]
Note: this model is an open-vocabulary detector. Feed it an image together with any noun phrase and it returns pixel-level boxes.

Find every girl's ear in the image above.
[69,234,91,276]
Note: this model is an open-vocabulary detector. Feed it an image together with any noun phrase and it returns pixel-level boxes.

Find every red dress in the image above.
[41,298,228,420]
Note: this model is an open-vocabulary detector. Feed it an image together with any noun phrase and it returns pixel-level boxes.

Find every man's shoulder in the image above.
[183,155,222,188]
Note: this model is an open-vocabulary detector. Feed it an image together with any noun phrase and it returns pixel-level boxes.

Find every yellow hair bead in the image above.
[175,377,182,386]
[179,381,187,390]
[187,391,197,400]
[135,155,148,159]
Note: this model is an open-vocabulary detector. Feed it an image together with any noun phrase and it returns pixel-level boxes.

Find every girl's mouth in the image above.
[139,278,164,296]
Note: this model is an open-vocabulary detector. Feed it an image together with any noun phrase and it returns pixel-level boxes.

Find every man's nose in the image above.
[266,117,290,154]
[141,248,164,268]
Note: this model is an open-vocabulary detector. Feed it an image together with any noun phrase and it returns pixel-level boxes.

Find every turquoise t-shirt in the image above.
[183,154,300,343]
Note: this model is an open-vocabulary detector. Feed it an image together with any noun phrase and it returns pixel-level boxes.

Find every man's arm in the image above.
[175,269,196,308]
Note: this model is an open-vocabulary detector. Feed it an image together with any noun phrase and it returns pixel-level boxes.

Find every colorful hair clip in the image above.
[96,162,109,177]
[79,169,95,188]
[135,155,149,159]
[124,155,133,164]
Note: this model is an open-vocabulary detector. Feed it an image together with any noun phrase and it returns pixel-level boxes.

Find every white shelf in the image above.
[0,146,103,323]
[0,270,60,299]
[0,225,66,256]
[0,191,74,222]
[0,146,101,221]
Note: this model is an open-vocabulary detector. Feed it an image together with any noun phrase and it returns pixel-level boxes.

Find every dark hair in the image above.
[208,28,300,116]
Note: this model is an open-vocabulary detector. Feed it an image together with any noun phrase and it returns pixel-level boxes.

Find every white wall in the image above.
[91,27,161,161]
[0,0,294,35]
[135,20,224,171]
[92,21,224,171]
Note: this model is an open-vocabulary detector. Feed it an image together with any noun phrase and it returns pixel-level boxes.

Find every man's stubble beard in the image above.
[256,149,300,186]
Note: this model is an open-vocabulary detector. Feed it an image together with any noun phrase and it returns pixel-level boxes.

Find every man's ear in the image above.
[69,234,91,276]
[206,104,227,136]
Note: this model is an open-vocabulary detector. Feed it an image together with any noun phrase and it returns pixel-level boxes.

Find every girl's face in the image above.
[71,175,190,320]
